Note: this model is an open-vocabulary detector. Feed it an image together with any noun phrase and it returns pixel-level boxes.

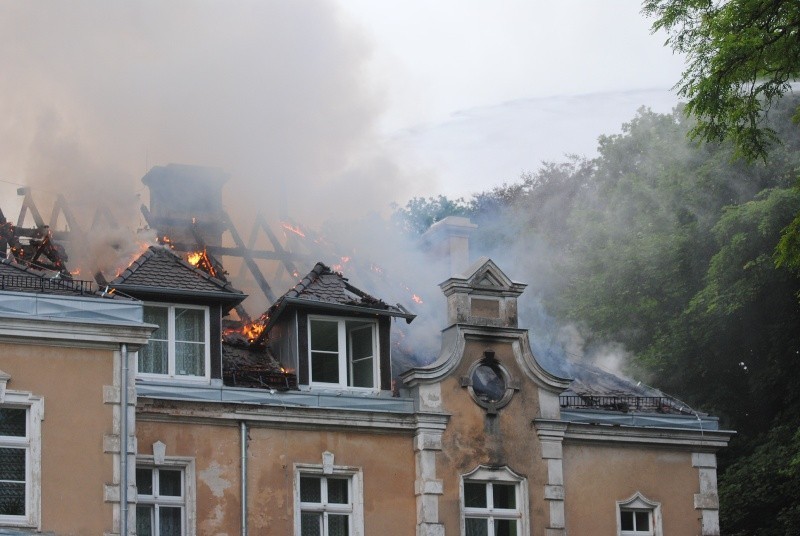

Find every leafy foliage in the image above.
[643,0,800,162]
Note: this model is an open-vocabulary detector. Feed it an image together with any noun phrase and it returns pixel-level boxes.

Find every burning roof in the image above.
[259,261,415,335]
[109,245,245,308]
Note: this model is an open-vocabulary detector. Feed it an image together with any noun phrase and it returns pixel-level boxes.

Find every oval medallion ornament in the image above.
[461,350,517,414]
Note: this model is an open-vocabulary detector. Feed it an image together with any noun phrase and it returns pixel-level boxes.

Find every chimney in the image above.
[142,164,228,247]
[420,216,477,277]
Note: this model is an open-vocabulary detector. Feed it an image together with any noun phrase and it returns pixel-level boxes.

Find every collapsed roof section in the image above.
[109,245,246,311]
[1,257,116,298]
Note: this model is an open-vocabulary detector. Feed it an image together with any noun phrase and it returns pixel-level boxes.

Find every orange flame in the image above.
[242,321,266,341]
[187,251,203,266]
[281,222,306,238]
[185,248,218,278]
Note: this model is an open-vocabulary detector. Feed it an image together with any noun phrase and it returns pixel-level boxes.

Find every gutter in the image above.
[120,343,129,536]
[241,421,248,536]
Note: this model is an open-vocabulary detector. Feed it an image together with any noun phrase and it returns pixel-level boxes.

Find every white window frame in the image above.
[135,456,196,536]
[306,315,379,390]
[617,492,662,536]
[0,382,43,529]
[294,461,364,536]
[138,303,211,382]
[460,465,529,536]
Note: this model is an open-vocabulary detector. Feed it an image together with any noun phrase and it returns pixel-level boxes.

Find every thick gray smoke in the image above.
[0,2,431,233]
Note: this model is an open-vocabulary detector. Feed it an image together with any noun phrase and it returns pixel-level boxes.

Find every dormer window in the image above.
[308,316,378,389]
[140,304,210,381]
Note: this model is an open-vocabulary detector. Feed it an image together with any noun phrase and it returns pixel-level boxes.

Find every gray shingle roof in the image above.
[274,261,412,313]
[109,246,245,301]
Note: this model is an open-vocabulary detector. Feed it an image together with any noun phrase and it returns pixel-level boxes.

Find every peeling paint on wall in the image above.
[199,461,232,498]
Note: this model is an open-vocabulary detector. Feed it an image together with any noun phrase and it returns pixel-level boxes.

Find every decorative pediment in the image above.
[441,257,526,298]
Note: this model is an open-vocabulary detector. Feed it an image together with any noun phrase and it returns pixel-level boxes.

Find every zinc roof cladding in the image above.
[0,258,117,298]
[273,261,404,313]
[109,245,244,298]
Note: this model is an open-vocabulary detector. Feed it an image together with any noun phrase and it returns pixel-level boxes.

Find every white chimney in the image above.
[420,216,477,276]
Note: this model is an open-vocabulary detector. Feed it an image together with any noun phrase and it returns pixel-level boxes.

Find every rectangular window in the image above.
[294,462,363,536]
[299,475,352,536]
[140,304,209,380]
[620,509,653,535]
[463,481,521,536]
[136,466,186,536]
[308,316,378,389]
[0,392,42,528]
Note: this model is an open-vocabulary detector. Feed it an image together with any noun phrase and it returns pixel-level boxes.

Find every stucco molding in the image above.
[563,421,733,450]
[0,316,155,350]
[136,400,441,433]
[534,420,567,533]
[401,325,571,395]
[693,451,722,536]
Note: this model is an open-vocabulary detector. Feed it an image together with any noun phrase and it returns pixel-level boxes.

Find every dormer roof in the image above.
[263,262,415,332]
[109,245,246,307]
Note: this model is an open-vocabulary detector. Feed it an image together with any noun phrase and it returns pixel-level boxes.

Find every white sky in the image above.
[338,1,685,129]
[0,1,687,218]
[336,0,686,196]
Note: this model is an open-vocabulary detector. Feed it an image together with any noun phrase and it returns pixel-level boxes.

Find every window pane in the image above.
[328,514,349,536]
[464,482,487,508]
[300,512,321,536]
[495,519,517,536]
[300,476,322,503]
[351,357,374,388]
[0,408,26,437]
[143,306,168,341]
[136,468,153,495]
[0,482,25,516]
[0,447,25,481]
[635,510,650,530]
[493,483,516,509]
[327,478,349,504]
[136,505,154,536]
[175,308,204,342]
[310,320,338,352]
[139,340,168,374]
[159,469,182,497]
[175,342,205,376]
[349,325,373,359]
[465,517,488,536]
[311,352,339,383]
[620,510,634,530]
[158,506,183,536]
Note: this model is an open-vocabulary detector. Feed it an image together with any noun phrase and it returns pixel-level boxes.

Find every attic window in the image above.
[140,304,210,381]
[308,316,378,389]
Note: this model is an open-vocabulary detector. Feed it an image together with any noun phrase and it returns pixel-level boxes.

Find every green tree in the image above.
[643,0,800,161]
[643,0,800,273]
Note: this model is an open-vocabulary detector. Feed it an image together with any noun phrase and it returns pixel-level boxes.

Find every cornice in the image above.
[0,315,156,350]
[137,399,434,433]
[561,421,734,451]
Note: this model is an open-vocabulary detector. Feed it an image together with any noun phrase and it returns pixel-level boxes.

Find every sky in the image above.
[0,1,686,223]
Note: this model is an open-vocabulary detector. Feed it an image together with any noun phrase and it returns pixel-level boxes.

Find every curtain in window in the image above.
[175,308,205,376]
[141,307,168,374]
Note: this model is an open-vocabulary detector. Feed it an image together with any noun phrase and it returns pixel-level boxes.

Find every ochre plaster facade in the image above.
[2,344,115,534]
[563,444,699,534]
